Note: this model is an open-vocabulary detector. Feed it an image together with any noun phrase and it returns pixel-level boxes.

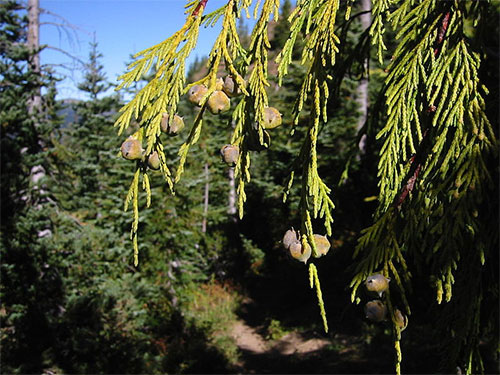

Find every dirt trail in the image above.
[228,313,382,374]
[230,321,268,354]
[231,320,330,355]
[225,294,393,374]
[230,318,334,374]
[272,331,330,355]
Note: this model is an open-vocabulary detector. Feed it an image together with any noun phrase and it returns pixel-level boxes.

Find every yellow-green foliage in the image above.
[277,0,341,261]
[115,0,339,344]
[115,0,338,267]
[348,1,497,374]
[309,263,328,333]
[114,0,497,373]
[114,0,339,333]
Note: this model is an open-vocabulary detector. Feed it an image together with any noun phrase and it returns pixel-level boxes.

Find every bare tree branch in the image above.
[39,17,83,51]
[43,62,80,72]
[44,45,85,66]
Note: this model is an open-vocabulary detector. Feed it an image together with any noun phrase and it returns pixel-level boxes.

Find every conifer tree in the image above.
[43,40,183,374]
[112,0,498,373]
[0,1,67,371]
[77,38,109,100]
[55,40,123,219]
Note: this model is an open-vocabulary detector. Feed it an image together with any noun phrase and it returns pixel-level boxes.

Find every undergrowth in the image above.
[182,279,242,365]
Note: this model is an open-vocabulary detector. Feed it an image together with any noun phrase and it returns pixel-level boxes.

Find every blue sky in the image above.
[40,0,244,99]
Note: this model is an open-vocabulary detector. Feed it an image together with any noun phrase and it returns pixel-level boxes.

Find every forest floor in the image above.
[226,297,390,374]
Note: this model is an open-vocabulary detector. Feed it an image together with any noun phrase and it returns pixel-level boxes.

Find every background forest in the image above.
[1,0,498,374]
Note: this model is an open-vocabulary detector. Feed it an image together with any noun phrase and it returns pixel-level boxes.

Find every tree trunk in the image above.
[228,167,237,222]
[27,0,46,195]
[356,0,371,154]
[27,0,48,236]
[202,163,209,233]
[27,0,41,114]
[228,121,237,222]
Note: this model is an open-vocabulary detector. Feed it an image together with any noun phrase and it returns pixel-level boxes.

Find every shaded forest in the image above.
[1,0,498,374]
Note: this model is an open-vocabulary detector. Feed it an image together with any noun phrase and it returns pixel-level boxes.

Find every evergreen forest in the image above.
[1,0,498,374]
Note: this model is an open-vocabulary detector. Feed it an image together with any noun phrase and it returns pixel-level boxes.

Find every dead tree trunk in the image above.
[26,0,48,236]
[356,0,371,154]
[27,0,41,114]
[228,167,237,222]
[228,121,237,222]
[27,0,46,195]
[27,0,45,193]
[202,163,209,233]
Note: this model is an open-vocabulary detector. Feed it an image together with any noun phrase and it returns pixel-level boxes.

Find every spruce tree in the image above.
[46,40,175,374]
[112,0,498,373]
[55,41,121,219]
[0,1,67,371]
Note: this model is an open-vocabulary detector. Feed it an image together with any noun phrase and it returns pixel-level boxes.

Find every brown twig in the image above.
[396,163,422,208]
[192,0,208,17]
[397,11,451,207]
[395,129,429,208]
[434,11,450,57]
[396,12,451,207]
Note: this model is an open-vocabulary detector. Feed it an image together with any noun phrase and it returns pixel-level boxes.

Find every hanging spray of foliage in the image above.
[114,0,339,336]
[114,0,497,373]
[349,1,497,373]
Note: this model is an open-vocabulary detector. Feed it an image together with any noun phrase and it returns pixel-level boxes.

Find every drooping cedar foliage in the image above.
[114,1,498,373]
